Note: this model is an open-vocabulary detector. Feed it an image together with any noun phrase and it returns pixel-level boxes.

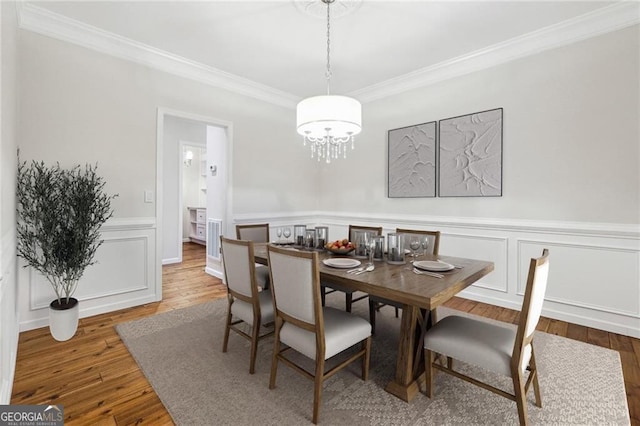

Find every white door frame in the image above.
[156,108,233,293]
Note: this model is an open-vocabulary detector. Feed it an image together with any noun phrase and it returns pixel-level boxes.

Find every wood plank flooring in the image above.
[11,243,639,425]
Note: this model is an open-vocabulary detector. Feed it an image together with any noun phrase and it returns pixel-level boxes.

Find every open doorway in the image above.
[156,108,232,290]
[180,142,207,247]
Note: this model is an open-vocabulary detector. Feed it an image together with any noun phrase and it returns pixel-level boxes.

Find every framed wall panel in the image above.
[439,108,503,197]
[388,121,436,198]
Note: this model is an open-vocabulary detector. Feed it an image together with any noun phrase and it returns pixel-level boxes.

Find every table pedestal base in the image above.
[384,305,431,402]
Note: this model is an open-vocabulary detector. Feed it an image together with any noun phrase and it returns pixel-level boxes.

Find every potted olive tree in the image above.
[16,160,117,341]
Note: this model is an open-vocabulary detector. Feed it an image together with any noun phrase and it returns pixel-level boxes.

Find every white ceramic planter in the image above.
[49,298,79,341]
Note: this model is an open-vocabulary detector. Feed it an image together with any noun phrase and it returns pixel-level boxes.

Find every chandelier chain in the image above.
[325,0,332,95]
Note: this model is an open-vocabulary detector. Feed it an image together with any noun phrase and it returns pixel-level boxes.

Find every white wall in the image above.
[204,125,229,277]
[321,26,640,225]
[14,21,322,331]
[0,1,19,403]
[231,25,640,337]
[312,25,638,337]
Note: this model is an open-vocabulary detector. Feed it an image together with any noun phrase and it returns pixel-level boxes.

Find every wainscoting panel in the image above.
[29,236,150,310]
[518,240,639,317]
[231,212,640,337]
[19,218,159,331]
[440,233,508,293]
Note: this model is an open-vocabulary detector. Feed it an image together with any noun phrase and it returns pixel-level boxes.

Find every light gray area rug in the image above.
[116,294,630,425]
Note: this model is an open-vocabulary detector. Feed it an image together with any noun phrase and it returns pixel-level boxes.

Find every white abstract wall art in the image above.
[388,121,436,198]
[439,108,503,197]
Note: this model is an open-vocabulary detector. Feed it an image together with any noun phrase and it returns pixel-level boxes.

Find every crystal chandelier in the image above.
[296,0,362,163]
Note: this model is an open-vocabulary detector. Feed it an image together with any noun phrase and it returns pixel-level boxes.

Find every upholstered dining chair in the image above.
[423,249,550,425]
[368,229,441,333]
[267,245,372,424]
[220,236,275,374]
[321,225,383,312]
[235,223,270,289]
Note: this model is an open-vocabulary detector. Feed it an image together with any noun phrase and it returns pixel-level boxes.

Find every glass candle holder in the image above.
[293,225,306,246]
[315,226,328,250]
[353,230,372,259]
[387,232,405,264]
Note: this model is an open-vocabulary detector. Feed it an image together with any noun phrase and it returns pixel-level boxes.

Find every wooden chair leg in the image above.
[512,369,529,426]
[345,293,353,313]
[368,300,377,335]
[269,319,282,390]
[362,337,371,380]
[312,358,325,424]
[249,319,260,374]
[530,347,542,407]
[424,348,434,398]
[222,303,232,352]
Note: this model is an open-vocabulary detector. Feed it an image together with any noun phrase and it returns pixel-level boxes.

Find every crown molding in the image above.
[15,2,299,109]
[349,2,640,103]
[15,2,639,107]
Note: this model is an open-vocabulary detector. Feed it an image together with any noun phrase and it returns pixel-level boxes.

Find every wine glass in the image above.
[409,236,421,263]
[421,237,429,257]
[282,227,291,242]
[276,227,283,243]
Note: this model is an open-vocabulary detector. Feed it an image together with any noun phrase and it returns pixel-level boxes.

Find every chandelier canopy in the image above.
[296,0,362,163]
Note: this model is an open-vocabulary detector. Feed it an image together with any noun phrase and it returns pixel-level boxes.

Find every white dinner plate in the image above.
[413,260,454,272]
[322,258,361,269]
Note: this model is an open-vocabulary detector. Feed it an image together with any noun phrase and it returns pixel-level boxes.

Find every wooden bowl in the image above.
[325,245,355,255]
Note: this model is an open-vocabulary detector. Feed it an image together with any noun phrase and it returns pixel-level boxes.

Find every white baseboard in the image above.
[205,266,224,280]
[162,257,181,265]
[19,293,160,332]
[0,379,11,405]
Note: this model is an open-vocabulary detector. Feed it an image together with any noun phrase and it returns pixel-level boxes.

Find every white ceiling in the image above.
[30,1,621,99]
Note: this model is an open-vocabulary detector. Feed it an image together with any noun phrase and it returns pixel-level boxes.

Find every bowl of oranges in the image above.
[325,239,355,255]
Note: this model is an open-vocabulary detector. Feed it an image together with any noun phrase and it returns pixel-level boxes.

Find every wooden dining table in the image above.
[253,243,494,402]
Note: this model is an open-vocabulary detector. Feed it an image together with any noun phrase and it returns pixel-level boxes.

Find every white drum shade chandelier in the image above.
[296,0,362,163]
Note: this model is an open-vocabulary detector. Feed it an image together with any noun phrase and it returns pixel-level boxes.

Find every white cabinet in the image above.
[188,207,206,245]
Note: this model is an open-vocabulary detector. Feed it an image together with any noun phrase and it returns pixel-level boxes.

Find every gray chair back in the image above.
[348,225,382,242]
[236,223,269,243]
[396,228,441,256]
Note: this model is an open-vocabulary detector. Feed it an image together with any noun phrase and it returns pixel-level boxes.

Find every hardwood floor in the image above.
[11,243,640,425]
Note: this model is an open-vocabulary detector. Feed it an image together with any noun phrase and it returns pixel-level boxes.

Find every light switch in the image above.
[144,190,154,203]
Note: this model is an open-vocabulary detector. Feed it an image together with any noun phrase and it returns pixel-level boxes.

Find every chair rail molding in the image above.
[244,210,639,337]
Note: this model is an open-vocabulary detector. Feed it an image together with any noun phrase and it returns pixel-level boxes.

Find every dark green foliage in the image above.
[16,160,117,304]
